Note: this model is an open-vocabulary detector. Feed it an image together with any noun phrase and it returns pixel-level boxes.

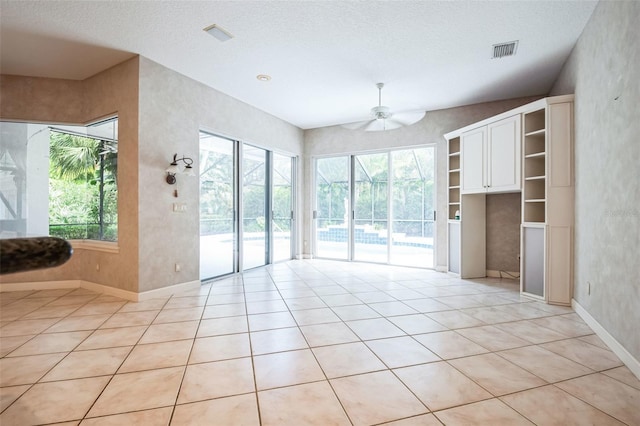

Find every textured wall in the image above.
[0,58,140,291]
[486,193,521,273]
[137,58,304,292]
[303,96,542,269]
[550,1,640,361]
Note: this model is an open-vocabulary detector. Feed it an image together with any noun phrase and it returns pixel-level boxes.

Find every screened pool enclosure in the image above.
[315,147,435,268]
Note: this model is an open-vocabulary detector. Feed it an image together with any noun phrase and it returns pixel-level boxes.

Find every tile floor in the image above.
[1,259,639,425]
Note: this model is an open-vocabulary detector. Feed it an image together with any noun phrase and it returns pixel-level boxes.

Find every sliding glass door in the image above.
[313,146,435,268]
[199,134,236,278]
[199,132,296,280]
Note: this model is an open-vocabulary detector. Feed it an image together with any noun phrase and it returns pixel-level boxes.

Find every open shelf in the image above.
[524,109,545,134]
[524,201,546,223]
[448,136,462,220]
[524,156,545,178]
[525,179,546,200]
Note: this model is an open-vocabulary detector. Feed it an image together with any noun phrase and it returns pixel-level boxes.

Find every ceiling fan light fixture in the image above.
[371,105,391,120]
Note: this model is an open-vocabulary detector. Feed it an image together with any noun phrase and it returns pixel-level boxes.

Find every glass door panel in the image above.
[353,153,389,263]
[315,156,349,259]
[242,145,268,270]
[272,153,293,262]
[199,133,235,279]
[390,147,435,267]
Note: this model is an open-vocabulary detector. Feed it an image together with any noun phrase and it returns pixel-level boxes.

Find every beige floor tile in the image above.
[278,288,317,299]
[153,306,204,323]
[498,345,593,382]
[70,302,126,317]
[461,306,521,324]
[602,366,640,390]
[382,413,443,425]
[42,346,132,381]
[0,334,34,357]
[254,348,325,390]
[365,336,440,368]
[0,318,61,337]
[413,331,489,359]
[248,311,296,331]
[76,326,147,350]
[434,295,487,309]
[44,314,111,333]
[556,373,640,425]
[320,294,363,307]
[387,314,448,335]
[0,376,109,425]
[353,291,397,303]
[540,338,623,371]
[494,303,550,320]
[434,398,533,425]
[7,330,91,356]
[290,307,341,325]
[331,304,381,321]
[456,325,530,351]
[178,357,255,403]
[578,333,610,350]
[368,301,418,317]
[22,305,79,320]
[384,289,425,301]
[139,320,199,344]
[300,322,360,347]
[0,384,30,412]
[285,296,328,311]
[244,290,281,302]
[331,370,427,425]
[258,381,351,426]
[0,352,66,385]
[345,317,406,340]
[312,285,349,296]
[425,310,486,328]
[501,385,625,425]
[172,394,259,426]
[88,367,184,417]
[494,320,569,344]
[46,295,98,307]
[81,407,173,425]
[206,292,245,305]
[312,342,387,378]
[530,316,594,337]
[189,333,251,363]
[202,303,246,319]
[118,339,192,372]
[163,296,208,309]
[100,311,158,328]
[449,353,546,396]
[196,316,248,337]
[246,299,289,314]
[250,327,308,355]
[394,361,492,411]
[118,298,168,313]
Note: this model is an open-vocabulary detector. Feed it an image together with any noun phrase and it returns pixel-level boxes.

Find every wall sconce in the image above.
[165,153,195,185]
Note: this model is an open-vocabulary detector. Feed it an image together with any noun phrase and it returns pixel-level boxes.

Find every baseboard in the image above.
[572,298,640,380]
[486,270,520,279]
[1,279,202,302]
[299,254,314,259]
[0,280,81,292]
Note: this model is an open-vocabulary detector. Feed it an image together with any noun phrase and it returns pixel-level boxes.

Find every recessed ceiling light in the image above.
[256,74,271,82]
[203,24,233,42]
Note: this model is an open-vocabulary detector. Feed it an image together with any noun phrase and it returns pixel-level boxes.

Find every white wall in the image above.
[550,1,640,361]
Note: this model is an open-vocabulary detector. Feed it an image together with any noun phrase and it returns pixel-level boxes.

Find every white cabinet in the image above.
[461,115,521,194]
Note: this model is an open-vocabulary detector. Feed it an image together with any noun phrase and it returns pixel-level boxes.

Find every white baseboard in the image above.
[299,254,314,259]
[573,298,640,380]
[1,279,202,302]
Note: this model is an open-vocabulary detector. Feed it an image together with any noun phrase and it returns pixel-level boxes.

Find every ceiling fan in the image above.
[343,83,425,131]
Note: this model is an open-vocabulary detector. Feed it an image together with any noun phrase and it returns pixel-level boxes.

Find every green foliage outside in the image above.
[48,131,118,241]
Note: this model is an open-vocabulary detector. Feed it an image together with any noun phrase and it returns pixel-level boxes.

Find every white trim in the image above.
[0,279,201,302]
[299,254,314,259]
[435,265,448,272]
[70,240,119,253]
[0,280,80,292]
[572,298,640,380]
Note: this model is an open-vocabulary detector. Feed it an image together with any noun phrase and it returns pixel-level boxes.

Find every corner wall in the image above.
[303,96,542,269]
[550,1,640,361]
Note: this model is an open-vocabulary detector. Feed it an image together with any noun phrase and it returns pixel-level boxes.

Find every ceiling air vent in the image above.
[492,41,518,59]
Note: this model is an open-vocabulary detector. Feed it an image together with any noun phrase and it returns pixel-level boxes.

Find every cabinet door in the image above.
[461,127,486,194]
[487,115,521,192]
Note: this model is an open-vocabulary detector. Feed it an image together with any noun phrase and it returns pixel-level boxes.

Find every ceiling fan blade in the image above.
[364,120,387,131]
[388,111,426,127]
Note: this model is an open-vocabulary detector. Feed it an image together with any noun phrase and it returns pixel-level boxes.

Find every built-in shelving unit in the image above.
[523,109,547,223]
[448,137,461,220]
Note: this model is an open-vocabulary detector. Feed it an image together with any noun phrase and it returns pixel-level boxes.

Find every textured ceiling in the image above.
[0,1,597,129]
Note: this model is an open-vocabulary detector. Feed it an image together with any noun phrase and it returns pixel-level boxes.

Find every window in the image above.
[0,118,118,242]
